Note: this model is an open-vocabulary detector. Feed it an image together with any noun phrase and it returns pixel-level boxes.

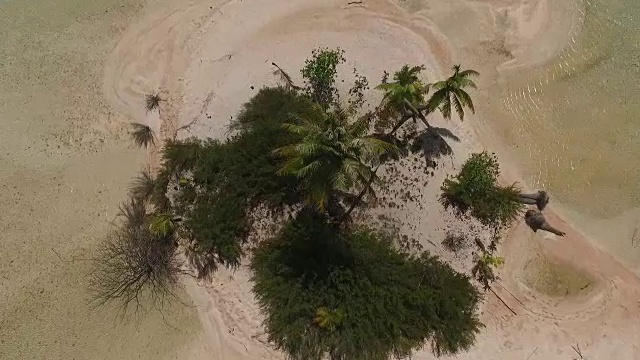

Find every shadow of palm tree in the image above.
[409,127,460,168]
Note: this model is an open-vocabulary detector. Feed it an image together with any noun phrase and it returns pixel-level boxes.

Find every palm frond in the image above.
[145,93,163,113]
[353,137,398,160]
[276,157,305,176]
[130,122,155,148]
[128,170,156,203]
[452,95,465,121]
[294,160,323,178]
[281,122,315,136]
[459,69,480,77]
[374,82,398,91]
[271,62,301,90]
[431,80,446,90]
[453,88,475,113]
[438,92,452,119]
[456,77,478,89]
[349,115,372,138]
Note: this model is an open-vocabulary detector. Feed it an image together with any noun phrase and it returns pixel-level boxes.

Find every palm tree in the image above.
[427,65,478,120]
[274,107,396,215]
[145,92,164,114]
[130,122,155,148]
[376,65,431,132]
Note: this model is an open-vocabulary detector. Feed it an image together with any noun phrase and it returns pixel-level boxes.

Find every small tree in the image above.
[301,47,345,108]
[440,151,523,232]
[251,211,482,360]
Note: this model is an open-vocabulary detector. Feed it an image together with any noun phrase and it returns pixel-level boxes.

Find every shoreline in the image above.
[102,0,640,359]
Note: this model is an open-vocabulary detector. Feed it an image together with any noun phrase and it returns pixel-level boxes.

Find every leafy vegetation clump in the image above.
[440,151,523,231]
[301,47,346,108]
[251,211,482,360]
[153,87,321,277]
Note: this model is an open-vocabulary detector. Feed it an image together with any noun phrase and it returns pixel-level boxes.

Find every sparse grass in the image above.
[522,254,593,297]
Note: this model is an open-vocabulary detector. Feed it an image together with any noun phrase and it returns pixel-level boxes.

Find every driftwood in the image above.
[517,190,549,211]
[525,210,565,237]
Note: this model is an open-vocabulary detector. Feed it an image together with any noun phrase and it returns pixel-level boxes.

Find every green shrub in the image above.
[301,47,345,108]
[441,151,523,230]
[251,211,482,360]
[158,88,318,277]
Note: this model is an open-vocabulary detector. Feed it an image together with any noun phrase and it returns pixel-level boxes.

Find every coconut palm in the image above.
[427,65,478,120]
[130,122,155,149]
[274,107,396,214]
[145,93,163,114]
[375,65,431,132]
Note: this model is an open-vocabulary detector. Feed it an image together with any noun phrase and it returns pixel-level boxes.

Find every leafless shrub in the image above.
[90,200,181,315]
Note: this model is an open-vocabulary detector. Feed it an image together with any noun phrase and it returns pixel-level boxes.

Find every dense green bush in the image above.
[251,211,482,360]
[441,151,523,230]
[301,47,345,108]
[156,87,318,277]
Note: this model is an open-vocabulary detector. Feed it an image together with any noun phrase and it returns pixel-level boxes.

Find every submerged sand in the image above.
[2,0,640,359]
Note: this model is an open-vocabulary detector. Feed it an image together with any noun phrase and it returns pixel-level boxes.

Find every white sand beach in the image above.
[2,0,639,359]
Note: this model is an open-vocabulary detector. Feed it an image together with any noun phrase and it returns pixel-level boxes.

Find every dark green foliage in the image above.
[251,211,482,360]
[158,88,318,278]
[274,107,395,213]
[440,151,523,230]
[301,47,345,108]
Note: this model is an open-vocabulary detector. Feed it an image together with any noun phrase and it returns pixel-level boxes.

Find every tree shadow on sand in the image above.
[409,127,460,168]
[373,127,460,169]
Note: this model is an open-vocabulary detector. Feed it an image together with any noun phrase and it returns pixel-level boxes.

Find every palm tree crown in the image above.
[427,65,478,120]
[376,65,429,114]
[145,93,163,113]
[274,107,396,211]
[130,122,155,149]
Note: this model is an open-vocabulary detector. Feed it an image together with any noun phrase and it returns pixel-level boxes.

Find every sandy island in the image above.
[23,0,638,359]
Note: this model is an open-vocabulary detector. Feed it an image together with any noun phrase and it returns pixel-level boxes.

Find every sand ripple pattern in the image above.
[497,0,638,214]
